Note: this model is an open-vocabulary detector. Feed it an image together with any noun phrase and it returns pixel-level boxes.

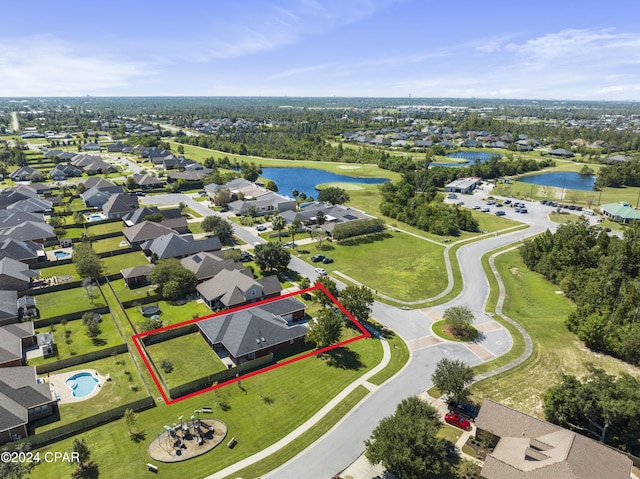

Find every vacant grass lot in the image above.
[30,336,383,479]
[306,231,448,301]
[471,249,640,417]
[145,332,227,389]
[37,287,106,319]
[30,314,123,365]
[32,353,148,433]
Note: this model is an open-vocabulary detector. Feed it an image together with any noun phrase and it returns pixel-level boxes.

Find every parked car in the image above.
[314,267,327,276]
[444,413,471,431]
[448,402,479,421]
[472,205,481,210]
[311,254,325,262]
[256,224,267,231]
[495,210,506,216]
[495,203,503,207]
[322,257,334,264]
[519,208,528,214]
[481,207,490,213]
[486,200,496,205]
[447,193,458,199]
[456,201,465,206]
[239,252,253,262]
[504,199,512,205]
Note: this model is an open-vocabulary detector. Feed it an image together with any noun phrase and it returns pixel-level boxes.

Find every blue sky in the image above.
[1,0,639,100]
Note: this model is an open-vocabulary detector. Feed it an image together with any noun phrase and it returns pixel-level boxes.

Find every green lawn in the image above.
[367,331,410,385]
[101,251,149,275]
[87,222,124,236]
[109,278,156,303]
[38,261,78,280]
[59,226,85,239]
[29,336,383,479]
[91,236,129,254]
[37,287,107,319]
[471,249,640,417]
[31,353,148,433]
[29,314,123,365]
[145,332,228,389]
[304,231,448,301]
[126,300,213,332]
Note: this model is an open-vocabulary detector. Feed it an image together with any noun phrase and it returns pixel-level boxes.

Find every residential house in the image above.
[50,164,82,181]
[167,169,212,183]
[9,166,39,182]
[71,154,115,174]
[82,142,101,151]
[0,291,19,326]
[80,187,112,208]
[78,177,121,194]
[101,193,139,219]
[106,141,127,153]
[460,139,483,148]
[0,258,40,290]
[0,222,56,244]
[0,366,56,443]
[141,233,222,260]
[197,297,307,364]
[548,148,575,158]
[227,191,296,216]
[123,221,177,247]
[475,399,633,479]
[180,252,244,282]
[0,321,34,364]
[0,212,46,229]
[6,197,52,214]
[120,264,155,288]
[122,207,188,232]
[0,239,45,264]
[197,268,282,310]
[413,139,433,148]
[605,155,633,164]
[131,174,163,189]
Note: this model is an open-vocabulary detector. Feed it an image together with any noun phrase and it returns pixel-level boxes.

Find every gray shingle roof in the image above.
[0,367,52,433]
[124,222,179,244]
[180,252,243,281]
[101,193,139,217]
[197,298,307,358]
[142,233,222,259]
[0,290,18,322]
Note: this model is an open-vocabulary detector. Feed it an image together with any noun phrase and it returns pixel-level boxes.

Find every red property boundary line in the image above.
[132,283,371,405]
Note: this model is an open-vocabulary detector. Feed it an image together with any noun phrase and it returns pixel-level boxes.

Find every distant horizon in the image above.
[1,1,639,101]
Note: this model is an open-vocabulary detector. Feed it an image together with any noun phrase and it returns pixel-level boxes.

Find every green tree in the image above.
[318,186,350,205]
[73,243,103,279]
[443,306,475,338]
[287,219,301,247]
[431,358,474,403]
[148,259,197,300]
[310,227,327,248]
[271,215,287,241]
[339,285,374,323]
[315,209,326,225]
[71,437,97,479]
[314,276,339,308]
[365,396,448,479]
[306,308,343,348]
[124,408,137,435]
[457,458,482,479]
[254,242,291,273]
[125,176,137,190]
[265,180,278,192]
[201,215,235,245]
[73,211,85,225]
[85,317,101,339]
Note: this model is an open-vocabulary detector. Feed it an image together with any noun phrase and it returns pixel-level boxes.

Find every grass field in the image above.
[126,300,213,332]
[91,236,129,253]
[87,222,124,236]
[305,231,448,301]
[32,353,148,433]
[109,278,156,303]
[145,332,227,389]
[30,314,123,365]
[101,251,149,275]
[29,336,383,479]
[470,249,640,417]
[36,287,107,319]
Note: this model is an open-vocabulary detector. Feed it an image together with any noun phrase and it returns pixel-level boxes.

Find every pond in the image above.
[260,167,389,198]
[430,151,502,168]
[518,171,596,191]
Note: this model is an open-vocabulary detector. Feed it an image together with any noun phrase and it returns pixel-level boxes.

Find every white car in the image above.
[314,267,327,276]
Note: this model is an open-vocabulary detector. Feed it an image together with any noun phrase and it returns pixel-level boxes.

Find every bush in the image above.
[332,218,386,241]
[161,359,173,373]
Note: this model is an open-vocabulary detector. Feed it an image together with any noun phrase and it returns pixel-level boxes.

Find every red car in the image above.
[445,412,472,431]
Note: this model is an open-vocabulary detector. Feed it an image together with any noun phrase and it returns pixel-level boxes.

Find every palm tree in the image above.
[287,219,302,248]
[271,215,286,242]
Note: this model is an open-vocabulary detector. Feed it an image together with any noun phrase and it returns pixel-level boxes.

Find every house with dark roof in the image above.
[50,164,82,181]
[123,221,177,246]
[71,154,115,174]
[197,268,282,310]
[0,322,34,366]
[475,399,633,479]
[120,264,155,288]
[0,211,46,229]
[131,173,163,188]
[0,366,56,443]
[0,239,45,265]
[6,197,52,214]
[197,297,307,364]
[82,142,101,151]
[79,177,121,193]
[0,222,55,244]
[17,295,38,321]
[167,170,212,182]
[9,166,40,182]
[0,291,19,326]
[106,141,127,153]
[122,207,188,232]
[141,233,222,260]
[605,154,634,164]
[80,187,112,208]
[180,252,244,282]
[0,258,40,291]
[548,148,575,158]
[101,193,139,219]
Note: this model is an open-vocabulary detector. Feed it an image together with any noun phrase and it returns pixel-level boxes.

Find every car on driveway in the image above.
[322,257,334,264]
[239,252,253,262]
[314,267,327,276]
[448,402,479,421]
[444,412,472,431]
[311,254,325,262]
[256,225,267,231]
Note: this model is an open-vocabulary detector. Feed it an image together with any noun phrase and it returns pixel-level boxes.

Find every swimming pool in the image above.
[53,251,70,259]
[89,214,103,221]
[65,372,99,398]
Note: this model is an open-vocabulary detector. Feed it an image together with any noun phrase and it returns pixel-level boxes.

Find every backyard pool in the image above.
[53,250,70,259]
[89,214,103,221]
[65,372,100,398]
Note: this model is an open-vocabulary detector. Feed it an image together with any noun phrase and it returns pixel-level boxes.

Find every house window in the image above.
[248,352,255,360]
[251,288,256,296]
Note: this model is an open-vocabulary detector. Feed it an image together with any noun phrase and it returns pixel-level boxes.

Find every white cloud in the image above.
[0,36,151,96]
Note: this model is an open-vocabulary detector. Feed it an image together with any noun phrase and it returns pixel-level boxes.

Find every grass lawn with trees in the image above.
[32,353,148,433]
[144,332,227,389]
[29,336,383,479]
[29,314,123,365]
[109,278,156,303]
[470,249,640,417]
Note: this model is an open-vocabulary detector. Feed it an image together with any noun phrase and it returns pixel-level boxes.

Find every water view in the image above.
[430,151,502,167]
[260,167,389,198]
[518,171,596,191]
